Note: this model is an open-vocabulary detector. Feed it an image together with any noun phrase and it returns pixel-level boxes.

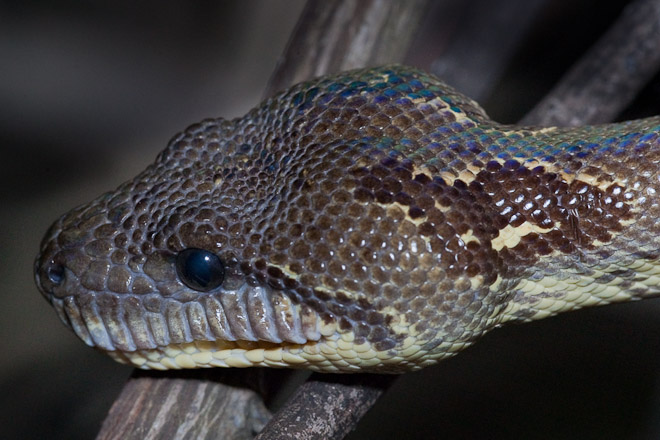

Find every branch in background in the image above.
[428,0,549,102]
[266,0,430,97]
[521,0,660,126]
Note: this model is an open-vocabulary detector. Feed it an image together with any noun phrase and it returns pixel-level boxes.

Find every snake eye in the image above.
[46,263,65,285]
[175,248,225,292]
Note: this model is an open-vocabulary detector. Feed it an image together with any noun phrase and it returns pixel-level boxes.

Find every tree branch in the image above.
[521,0,660,126]
[254,374,395,440]
[265,0,430,97]
[97,369,276,440]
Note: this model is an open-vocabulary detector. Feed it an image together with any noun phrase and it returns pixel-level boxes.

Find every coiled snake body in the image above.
[35,66,660,373]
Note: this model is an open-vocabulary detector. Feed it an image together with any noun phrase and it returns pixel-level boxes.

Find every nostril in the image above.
[46,263,65,285]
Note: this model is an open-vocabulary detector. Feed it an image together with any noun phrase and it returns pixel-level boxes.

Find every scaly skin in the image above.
[35,66,660,373]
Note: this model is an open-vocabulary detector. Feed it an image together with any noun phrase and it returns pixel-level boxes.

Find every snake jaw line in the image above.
[105,328,434,373]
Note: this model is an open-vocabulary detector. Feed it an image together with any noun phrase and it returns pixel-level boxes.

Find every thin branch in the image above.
[520,0,660,126]
[254,374,395,440]
[97,369,275,440]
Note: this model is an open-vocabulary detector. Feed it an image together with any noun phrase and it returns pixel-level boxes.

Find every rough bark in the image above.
[254,374,395,440]
[97,369,274,440]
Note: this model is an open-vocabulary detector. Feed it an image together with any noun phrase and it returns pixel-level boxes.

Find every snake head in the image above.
[34,66,498,373]
[41,65,635,373]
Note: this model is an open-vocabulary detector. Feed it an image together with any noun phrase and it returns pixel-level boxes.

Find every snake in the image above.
[34,65,660,373]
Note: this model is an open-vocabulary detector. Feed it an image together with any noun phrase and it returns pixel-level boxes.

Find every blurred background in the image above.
[3,1,660,439]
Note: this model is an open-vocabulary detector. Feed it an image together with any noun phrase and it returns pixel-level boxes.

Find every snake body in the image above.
[35,66,660,373]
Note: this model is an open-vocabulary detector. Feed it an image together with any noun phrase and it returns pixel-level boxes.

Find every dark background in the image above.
[3,1,660,439]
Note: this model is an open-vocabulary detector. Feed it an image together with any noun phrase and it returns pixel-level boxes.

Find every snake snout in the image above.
[33,208,332,365]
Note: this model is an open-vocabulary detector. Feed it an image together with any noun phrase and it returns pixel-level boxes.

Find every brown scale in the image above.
[472,160,633,260]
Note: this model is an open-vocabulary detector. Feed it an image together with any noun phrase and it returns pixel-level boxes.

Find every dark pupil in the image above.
[47,263,65,285]
[175,248,225,292]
